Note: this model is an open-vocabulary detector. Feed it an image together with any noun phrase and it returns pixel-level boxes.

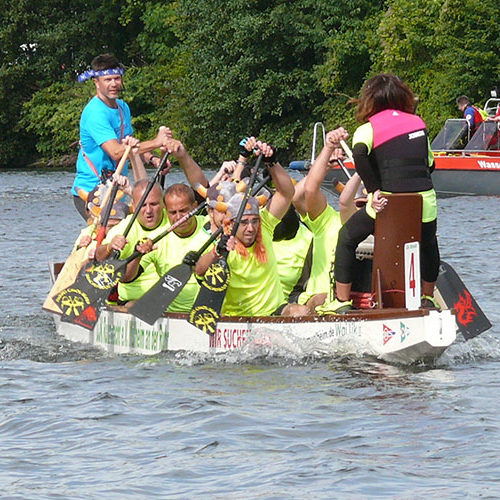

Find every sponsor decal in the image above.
[478,160,500,170]
[400,321,410,343]
[73,305,98,329]
[95,319,168,350]
[161,274,183,292]
[203,261,229,292]
[54,287,90,316]
[211,327,249,349]
[383,324,396,345]
[454,290,477,326]
[189,305,218,334]
[85,262,121,290]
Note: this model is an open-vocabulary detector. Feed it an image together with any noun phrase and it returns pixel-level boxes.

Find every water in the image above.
[1,169,500,498]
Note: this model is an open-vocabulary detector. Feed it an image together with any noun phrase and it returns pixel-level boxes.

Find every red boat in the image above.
[429,97,500,196]
[292,98,500,197]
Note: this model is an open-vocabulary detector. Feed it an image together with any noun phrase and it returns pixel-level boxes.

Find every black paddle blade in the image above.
[437,260,491,340]
[53,258,127,329]
[188,258,230,334]
[129,263,192,325]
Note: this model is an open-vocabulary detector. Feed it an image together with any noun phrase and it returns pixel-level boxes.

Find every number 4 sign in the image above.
[404,242,421,310]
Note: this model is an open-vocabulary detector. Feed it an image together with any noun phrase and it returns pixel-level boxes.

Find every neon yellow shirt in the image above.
[140,216,211,312]
[272,223,313,301]
[222,208,284,316]
[298,204,342,305]
[103,210,169,302]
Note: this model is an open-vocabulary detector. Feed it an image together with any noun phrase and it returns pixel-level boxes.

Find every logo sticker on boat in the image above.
[84,262,122,290]
[400,321,410,343]
[383,324,396,344]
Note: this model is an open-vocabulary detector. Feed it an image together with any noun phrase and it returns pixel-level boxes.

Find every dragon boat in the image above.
[45,192,491,365]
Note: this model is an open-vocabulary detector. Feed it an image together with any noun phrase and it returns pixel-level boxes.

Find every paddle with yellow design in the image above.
[129,173,272,325]
[53,151,171,328]
[53,201,207,329]
[188,154,264,334]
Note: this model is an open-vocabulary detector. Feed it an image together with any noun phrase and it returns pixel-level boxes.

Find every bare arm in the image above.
[266,161,294,220]
[165,138,209,188]
[292,177,307,217]
[339,172,362,223]
[194,247,219,276]
[304,127,349,221]
[255,141,294,220]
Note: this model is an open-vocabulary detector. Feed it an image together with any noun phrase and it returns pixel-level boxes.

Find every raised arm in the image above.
[165,138,209,188]
[339,172,362,223]
[304,127,349,220]
[257,141,294,220]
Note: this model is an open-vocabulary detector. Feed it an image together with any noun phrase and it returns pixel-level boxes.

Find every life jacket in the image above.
[368,109,433,193]
[471,105,486,128]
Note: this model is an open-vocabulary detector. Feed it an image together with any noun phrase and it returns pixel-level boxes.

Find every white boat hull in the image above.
[52,306,457,365]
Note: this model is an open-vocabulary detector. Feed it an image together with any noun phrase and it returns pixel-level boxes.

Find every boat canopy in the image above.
[431,119,470,150]
[431,118,499,152]
[464,121,500,151]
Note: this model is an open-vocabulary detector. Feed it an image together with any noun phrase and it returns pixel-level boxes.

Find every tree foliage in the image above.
[2,0,499,168]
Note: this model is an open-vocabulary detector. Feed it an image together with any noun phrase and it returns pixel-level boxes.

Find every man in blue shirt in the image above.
[456,95,485,141]
[73,53,170,219]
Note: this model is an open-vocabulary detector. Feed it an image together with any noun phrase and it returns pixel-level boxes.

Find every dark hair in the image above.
[456,95,470,106]
[91,53,121,72]
[164,183,196,204]
[356,73,417,122]
[273,205,300,241]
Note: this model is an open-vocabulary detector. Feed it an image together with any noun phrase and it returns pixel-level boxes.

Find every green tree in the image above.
[376,0,500,137]
[0,0,136,167]
[168,0,386,166]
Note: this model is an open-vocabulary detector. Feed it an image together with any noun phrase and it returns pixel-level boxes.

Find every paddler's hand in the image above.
[371,190,388,213]
[327,149,346,168]
[183,251,200,267]
[135,238,155,254]
[109,235,127,252]
[122,135,140,154]
[164,138,187,160]
[326,127,349,149]
[78,235,92,248]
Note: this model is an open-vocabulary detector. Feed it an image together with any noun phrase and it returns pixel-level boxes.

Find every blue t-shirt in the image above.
[72,96,133,196]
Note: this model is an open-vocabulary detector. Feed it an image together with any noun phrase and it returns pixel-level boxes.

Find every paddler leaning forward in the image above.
[194,143,310,317]
[94,179,168,303]
[120,183,212,313]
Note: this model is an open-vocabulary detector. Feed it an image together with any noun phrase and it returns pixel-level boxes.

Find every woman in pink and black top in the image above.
[331,73,440,312]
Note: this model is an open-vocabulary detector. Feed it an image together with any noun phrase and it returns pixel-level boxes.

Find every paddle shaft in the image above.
[121,151,170,238]
[94,145,132,246]
[227,154,264,244]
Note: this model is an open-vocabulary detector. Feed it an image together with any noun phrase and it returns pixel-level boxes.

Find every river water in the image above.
[1,169,500,498]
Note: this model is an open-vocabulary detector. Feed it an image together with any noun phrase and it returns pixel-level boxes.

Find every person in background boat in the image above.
[121,183,212,313]
[194,143,310,317]
[290,129,377,314]
[456,95,485,138]
[95,180,169,303]
[72,53,172,220]
[330,73,440,313]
